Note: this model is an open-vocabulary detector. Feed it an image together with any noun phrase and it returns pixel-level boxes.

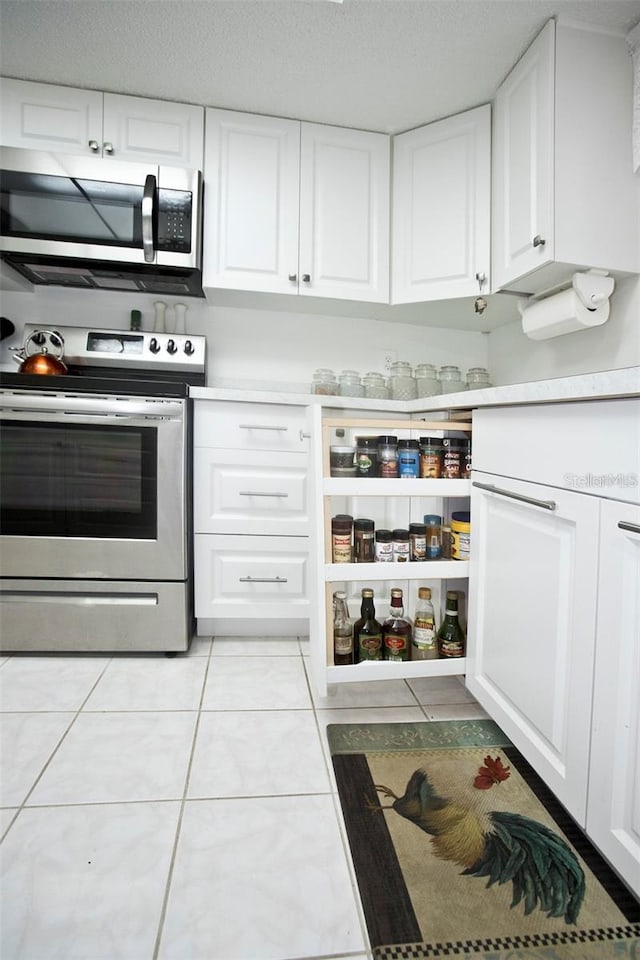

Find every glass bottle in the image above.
[436,590,466,658]
[412,586,438,660]
[382,588,412,661]
[354,588,383,661]
[333,590,354,665]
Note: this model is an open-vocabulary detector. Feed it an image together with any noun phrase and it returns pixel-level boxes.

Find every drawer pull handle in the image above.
[300,430,311,441]
[618,521,640,535]
[239,491,289,498]
[472,481,556,511]
[239,576,289,583]
[239,424,288,432]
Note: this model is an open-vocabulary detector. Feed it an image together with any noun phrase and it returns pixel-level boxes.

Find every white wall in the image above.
[0,287,490,388]
[488,274,640,385]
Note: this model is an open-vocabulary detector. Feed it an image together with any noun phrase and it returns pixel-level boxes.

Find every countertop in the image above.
[190,366,640,411]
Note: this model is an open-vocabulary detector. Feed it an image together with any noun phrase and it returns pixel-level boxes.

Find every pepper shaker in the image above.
[153,301,166,333]
[174,303,187,335]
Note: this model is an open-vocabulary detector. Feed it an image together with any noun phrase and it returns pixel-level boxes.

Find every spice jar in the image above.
[451,511,471,560]
[462,439,472,479]
[363,371,390,400]
[375,529,394,562]
[398,439,420,478]
[338,370,365,397]
[389,361,417,400]
[329,445,356,477]
[355,437,378,477]
[419,436,443,478]
[409,522,427,561]
[311,368,338,395]
[354,518,375,563]
[331,515,353,563]
[438,365,465,394]
[414,363,441,398]
[392,528,410,562]
[423,514,442,559]
[377,435,398,478]
[442,438,464,478]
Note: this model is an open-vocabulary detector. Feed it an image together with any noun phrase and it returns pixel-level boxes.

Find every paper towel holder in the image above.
[518,270,615,341]
[519,269,615,312]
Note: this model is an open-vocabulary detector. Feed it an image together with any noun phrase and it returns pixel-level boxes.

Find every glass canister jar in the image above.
[414,363,441,398]
[389,361,417,401]
[363,371,390,400]
[438,365,465,394]
[338,370,365,397]
[311,368,338,395]
[466,367,493,389]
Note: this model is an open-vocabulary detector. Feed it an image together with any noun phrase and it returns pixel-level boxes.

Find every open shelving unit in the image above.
[309,410,472,695]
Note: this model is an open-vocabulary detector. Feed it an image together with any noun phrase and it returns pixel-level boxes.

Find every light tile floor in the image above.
[0,636,488,960]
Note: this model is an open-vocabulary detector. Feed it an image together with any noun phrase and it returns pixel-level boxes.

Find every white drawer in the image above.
[194,449,309,535]
[194,534,310,619]
[194,401,309,452]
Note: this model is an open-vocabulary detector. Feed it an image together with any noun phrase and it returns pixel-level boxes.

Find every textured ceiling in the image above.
[1,0,639,134]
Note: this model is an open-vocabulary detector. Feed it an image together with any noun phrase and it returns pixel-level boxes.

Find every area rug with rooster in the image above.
[328,719,639,959]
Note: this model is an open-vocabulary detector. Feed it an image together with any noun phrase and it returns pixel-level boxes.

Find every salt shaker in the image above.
[174,303,187,335]
[153,301,166,333]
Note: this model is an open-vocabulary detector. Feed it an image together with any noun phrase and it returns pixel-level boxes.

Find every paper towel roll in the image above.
[520,288,610,341]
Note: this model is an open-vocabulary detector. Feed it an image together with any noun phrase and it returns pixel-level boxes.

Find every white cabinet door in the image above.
[203,108,300,295]
[0,78,103,155]
[467,472,599,825]
[491,20,554,290]
[299,123,389,302]
[102,93,204,167]
[587,501,640,896]
[392,104,491,303]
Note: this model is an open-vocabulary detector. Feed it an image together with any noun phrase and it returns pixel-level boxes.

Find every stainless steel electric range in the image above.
[0,324,206,653]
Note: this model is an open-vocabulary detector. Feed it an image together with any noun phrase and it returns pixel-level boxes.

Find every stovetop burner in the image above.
[1,324,206,398]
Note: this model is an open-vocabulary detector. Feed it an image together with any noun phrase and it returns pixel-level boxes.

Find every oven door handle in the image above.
[0,394,184,419]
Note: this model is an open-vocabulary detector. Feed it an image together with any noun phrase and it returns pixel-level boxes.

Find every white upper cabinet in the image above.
[0,78,204,167]
[203,109,300,295]
[299,122,389,302]
[203,108,390,303]
[392,104,490,303]
[492,20,639,294]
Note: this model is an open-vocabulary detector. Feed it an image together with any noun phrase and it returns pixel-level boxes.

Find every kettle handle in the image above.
[23,330,65,359]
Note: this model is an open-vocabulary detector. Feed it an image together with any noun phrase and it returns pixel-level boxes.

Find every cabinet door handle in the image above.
[239,490,289,498]
[239,423,288,432]
[299,430,311,441]
[239,576,288,583]
[103,141,115,155]
[288,273,297,282]
[532,234,546,248]
[88,139,100,152]
[618,521,640,535]
[302,274,311,282]
[472,481,556,511]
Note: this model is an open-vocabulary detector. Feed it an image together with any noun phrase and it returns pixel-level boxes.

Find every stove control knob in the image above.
[166,339,178,355]
[149,337,161,354]
[184,340,195,356]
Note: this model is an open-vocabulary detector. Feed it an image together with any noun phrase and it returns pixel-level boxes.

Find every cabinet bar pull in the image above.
[238,423,288,432]
[239,576,288,583]
[618,521,640,535]
[472,481,556,511]
[239,491,289,498]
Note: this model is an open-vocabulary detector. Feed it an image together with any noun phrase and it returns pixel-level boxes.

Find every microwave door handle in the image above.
[142,174,156,263]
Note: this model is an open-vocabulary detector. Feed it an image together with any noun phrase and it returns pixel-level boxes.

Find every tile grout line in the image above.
[151,638,215,960]
[0,656,115,844]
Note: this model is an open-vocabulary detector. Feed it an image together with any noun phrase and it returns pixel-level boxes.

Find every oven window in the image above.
[0,421,157,538]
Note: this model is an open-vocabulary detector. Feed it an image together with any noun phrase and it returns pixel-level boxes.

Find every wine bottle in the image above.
[382,588,411,661]
[353,588,383,661]
[333,590,354,665]
[436,590,466,658]
[412,586,438,660]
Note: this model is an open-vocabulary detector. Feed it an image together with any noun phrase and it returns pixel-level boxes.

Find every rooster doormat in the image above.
[328,719,639,959]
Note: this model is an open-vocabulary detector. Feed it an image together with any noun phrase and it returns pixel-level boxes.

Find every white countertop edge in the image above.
[190,366,640,411]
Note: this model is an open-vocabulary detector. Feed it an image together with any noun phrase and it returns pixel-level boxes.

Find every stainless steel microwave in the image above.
[0,147,204,296]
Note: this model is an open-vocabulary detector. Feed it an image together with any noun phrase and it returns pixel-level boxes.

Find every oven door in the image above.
[0,392,187,581]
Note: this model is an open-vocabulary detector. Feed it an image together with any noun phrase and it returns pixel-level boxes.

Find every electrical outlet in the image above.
[382,349,397,372]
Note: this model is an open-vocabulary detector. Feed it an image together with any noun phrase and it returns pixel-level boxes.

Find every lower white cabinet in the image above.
[586,500,640,896]
[467,473,599,825]
[193,399,310,634]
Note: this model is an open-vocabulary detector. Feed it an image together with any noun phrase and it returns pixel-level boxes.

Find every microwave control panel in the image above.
[157,189,192,253]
